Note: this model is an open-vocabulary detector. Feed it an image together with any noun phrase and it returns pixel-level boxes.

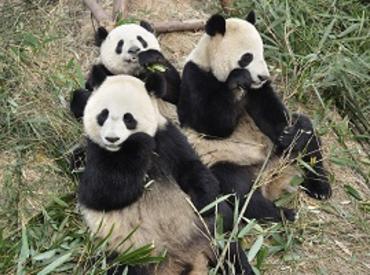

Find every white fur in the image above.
[188,18,270,88]
[83,75,166,151]
[100,24,160,75]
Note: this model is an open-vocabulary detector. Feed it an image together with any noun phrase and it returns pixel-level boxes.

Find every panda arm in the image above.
[245,82,289,144]
[178,62,240,137]
[155,122,220,211]
[138,49,181,104]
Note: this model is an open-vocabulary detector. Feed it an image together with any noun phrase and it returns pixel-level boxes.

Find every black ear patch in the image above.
[245,11,256,25]
[140,20,155,33]
[95,27,109,47]
[145,73,166,98]
[123,113,137,130]
[91,64,108,88]
[97,109,109,126]
[205,14,226,36]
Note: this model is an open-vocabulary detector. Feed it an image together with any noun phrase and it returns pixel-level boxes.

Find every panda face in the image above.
[189,17,270,89]
[83,75,163,152]
[100,24,160,76]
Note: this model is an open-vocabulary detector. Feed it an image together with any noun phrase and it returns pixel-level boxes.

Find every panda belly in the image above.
[80,176,212,275]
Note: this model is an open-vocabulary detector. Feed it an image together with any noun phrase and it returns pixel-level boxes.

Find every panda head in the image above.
[189,11,270,89]
[83,74,166,152]
[96,22,160,76]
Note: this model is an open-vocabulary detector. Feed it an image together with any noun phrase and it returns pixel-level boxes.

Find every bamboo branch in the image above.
[152,19,205,34]
[113,0,129,20]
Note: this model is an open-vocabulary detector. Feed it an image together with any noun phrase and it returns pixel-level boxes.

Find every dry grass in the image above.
[0,0,368,274]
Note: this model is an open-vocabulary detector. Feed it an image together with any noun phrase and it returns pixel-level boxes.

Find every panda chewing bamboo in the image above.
[74,73,253,274]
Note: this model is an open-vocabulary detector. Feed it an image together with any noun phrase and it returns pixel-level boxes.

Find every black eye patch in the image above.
[123,113,137,130]
[137,35,148,48]
[115,39,124,54]
[238,53,253,67]
[97,109,109,126]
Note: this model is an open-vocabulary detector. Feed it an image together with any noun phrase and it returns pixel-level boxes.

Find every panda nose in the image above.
[105,137,119,143]
[128,46,140,54]
[258,75,270,82]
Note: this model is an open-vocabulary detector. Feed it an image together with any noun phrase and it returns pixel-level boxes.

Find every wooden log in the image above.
[152,19,205,34]
[113,0,129,20]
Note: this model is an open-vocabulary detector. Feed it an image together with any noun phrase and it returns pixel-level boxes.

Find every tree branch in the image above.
[83,0,112,25]
[113,0,129,20]
[152,19,205,34]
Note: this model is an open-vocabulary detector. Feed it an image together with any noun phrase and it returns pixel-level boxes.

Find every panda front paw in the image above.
[282,207,296,221]
[276,114,315,153]
[226,68,253,91]
[301,177,332,200]
[138,49,167,68]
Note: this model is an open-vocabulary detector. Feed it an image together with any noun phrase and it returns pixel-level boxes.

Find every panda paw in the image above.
[226,68,253,91]
[276,114,314,153]
[70,145,86,174]
[301,178,332,200]
[282,207,296,221]
[138,49,166,68]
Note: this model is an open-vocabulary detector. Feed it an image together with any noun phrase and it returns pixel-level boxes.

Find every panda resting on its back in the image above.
[70,21,180,119]
[74,73,253,274]
[177,12,332,218]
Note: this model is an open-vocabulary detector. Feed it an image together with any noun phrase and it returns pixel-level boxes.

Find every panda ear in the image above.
[145,73,166,98]
[140,20,155,33]
[90,64,108,88]
[205,14,226,36]
[245,11,256,25]
[95,27,109,47]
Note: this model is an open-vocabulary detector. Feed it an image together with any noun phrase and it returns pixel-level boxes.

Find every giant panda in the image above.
[70,21,180,120]
[176,12,332,218]
[74,73,253,274]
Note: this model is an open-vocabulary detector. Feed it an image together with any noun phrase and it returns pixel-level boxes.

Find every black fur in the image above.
[155,122,220,212]
[211,162,295,221]
[140,20,154,33]
[245,81,289,144]
[238,53,254,68]
[206,14,226,36]
[95,26,109,47]
[70,88,92,119]
[78,133,155,211]
[227,68,253,91]
[97,109,109,126]
[178,62,245,138]
[145,73,167,98]
[276,113,331,199]
[115,39,124,54]
[138,49,181,104]
[85,64,111,91]
[137,35,148,48]
[245,11,256,25]
[70,64,111,120]
[123,113,137,130]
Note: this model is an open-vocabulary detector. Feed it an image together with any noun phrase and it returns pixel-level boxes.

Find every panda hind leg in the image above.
[210,162,295,222]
